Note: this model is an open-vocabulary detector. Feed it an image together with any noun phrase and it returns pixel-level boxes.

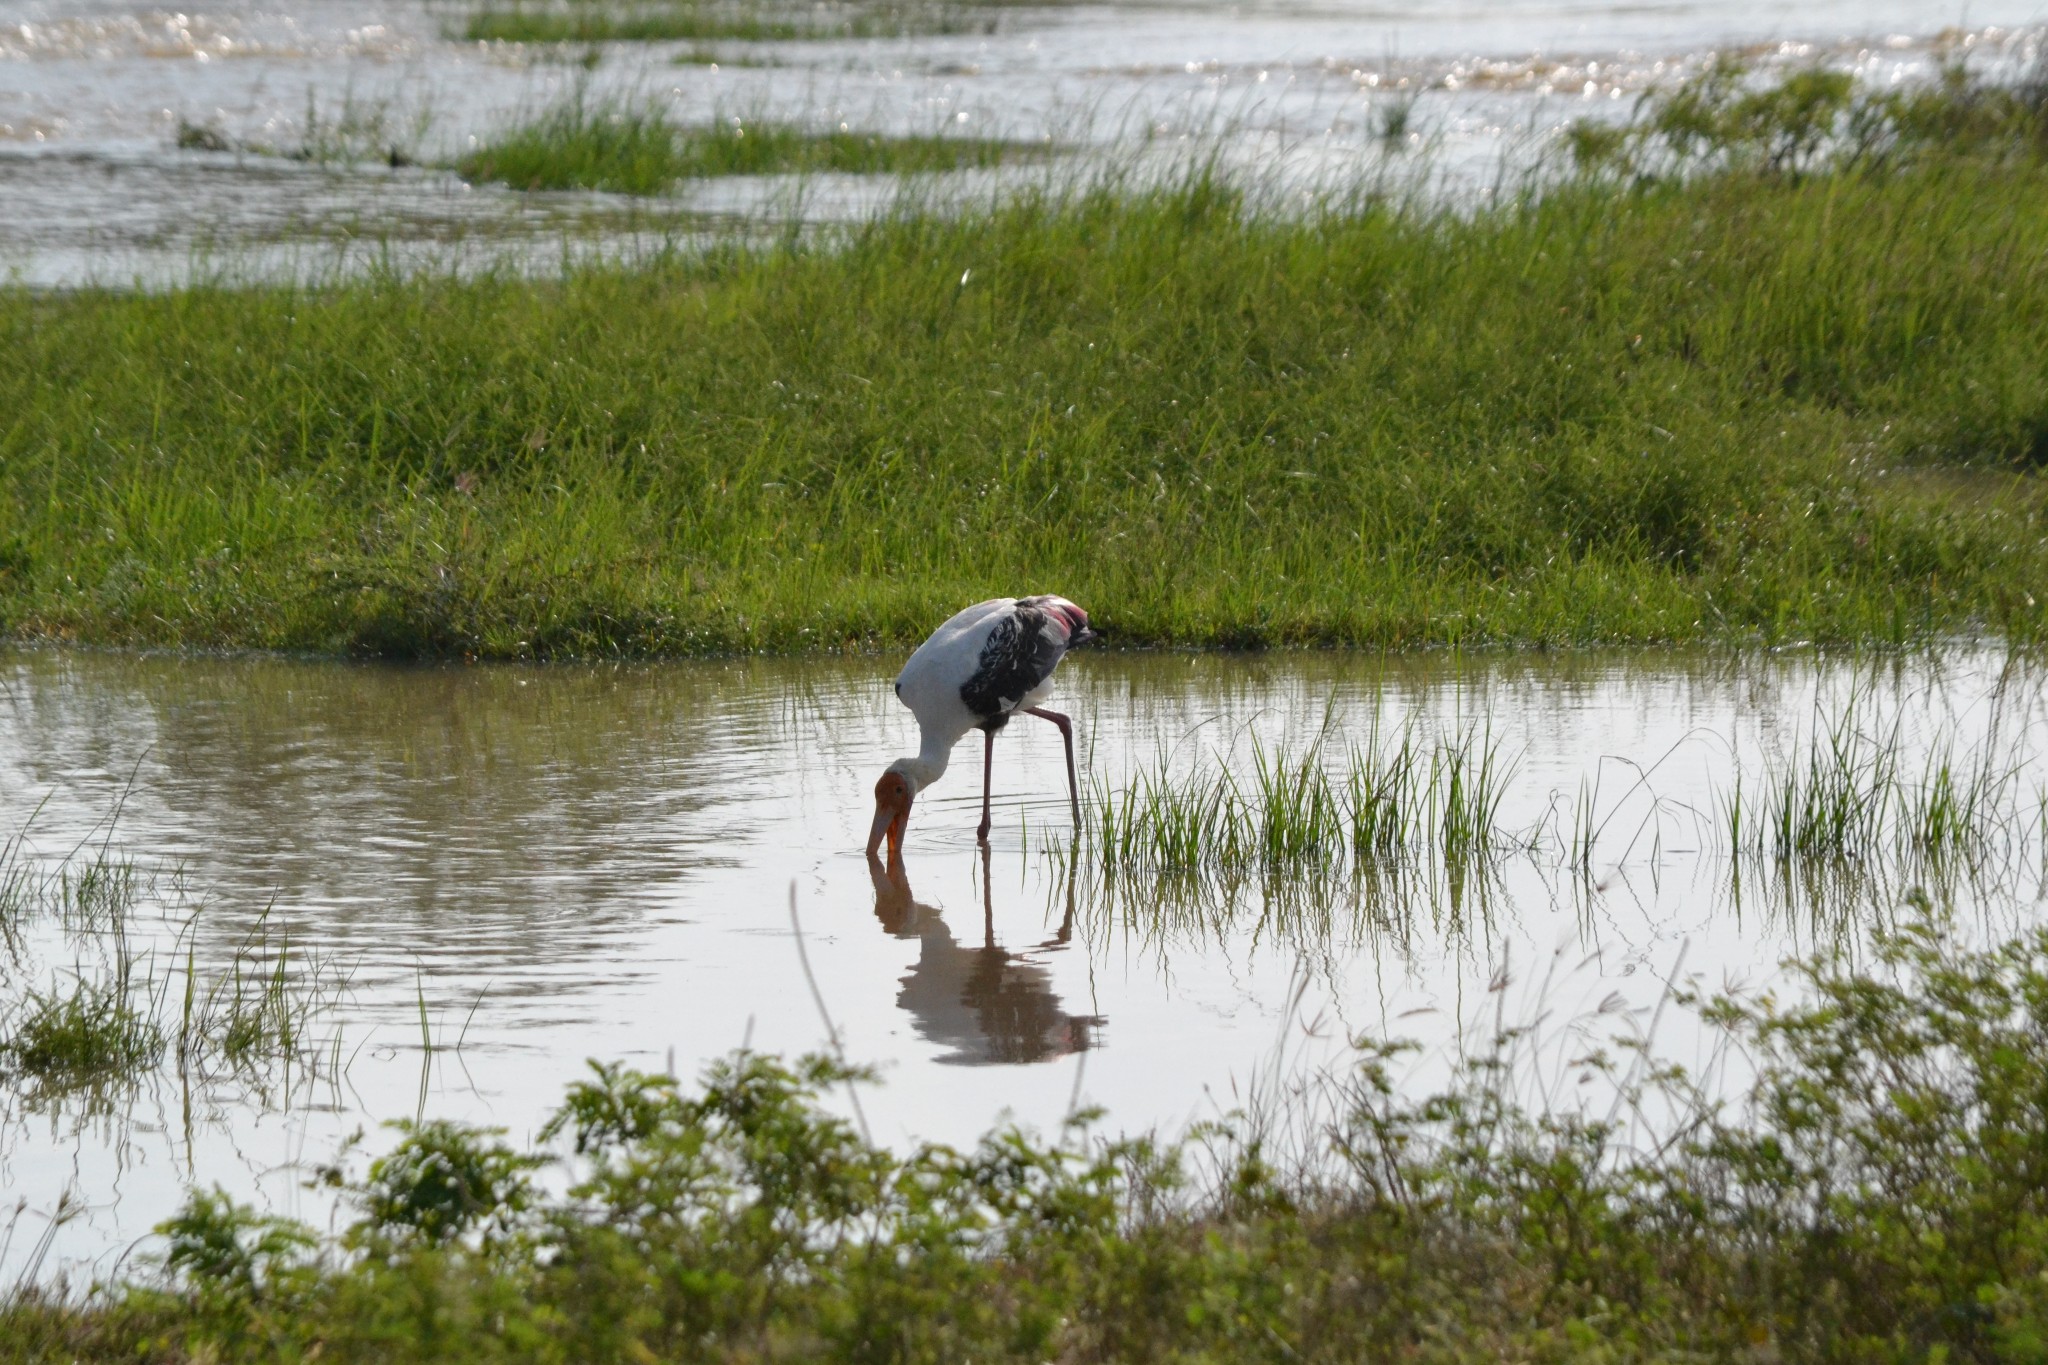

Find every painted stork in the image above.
[867,595,1097,858]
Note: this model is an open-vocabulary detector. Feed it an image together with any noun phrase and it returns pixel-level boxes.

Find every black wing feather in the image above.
[959,602,1066,727]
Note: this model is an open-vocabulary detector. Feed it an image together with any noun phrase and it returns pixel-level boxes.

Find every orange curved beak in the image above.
[867,798,907,860]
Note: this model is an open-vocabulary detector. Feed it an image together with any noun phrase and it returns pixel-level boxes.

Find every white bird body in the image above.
[869,595,1096,854]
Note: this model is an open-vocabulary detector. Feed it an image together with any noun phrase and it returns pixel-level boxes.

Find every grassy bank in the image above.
[6,75,2048,657]
[10,908,2048,1362]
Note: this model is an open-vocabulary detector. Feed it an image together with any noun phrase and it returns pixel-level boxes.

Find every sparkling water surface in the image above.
[2,0,2041,282]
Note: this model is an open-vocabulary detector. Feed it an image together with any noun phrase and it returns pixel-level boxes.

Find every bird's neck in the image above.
[890,731,955,791]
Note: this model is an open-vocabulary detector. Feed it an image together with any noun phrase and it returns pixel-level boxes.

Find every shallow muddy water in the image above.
[1,0,2042,283]
[1,644,2044,1283]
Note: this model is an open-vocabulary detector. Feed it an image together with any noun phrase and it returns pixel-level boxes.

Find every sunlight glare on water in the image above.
[0,0,2041,282]
[1,645,2043,1282]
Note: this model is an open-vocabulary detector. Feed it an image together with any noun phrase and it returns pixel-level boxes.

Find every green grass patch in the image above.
[459,0,998,44]
[670,45,778,65]
[1090,720,1518,880]
[457,95,1027,192]
[8,69,2048,658]
[14,907,2048,1360]
[1,977,164,1088]
[0,807,351,1104]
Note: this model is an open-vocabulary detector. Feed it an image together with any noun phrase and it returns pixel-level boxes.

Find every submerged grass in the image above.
[1,976,164,1088]
[458,94,1029,193]
[1723,695,2035,875]
[176,89,433,169]
[14,906,2048,1361]
[0,806,352,1112]
[1079,683,2044,938]
[459,0,1000,43]
[1091,720,1518,881]
[7,68,2048,657]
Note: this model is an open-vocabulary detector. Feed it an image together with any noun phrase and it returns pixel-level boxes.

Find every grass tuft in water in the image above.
[1093,721,1517,881]
[174,89,431,169]
[458,93,1031,193]
[459,0,999,43]
[1570,54,2048,181]
[175,912,349,1082]
[0,803,353,1108]
[1,975,164,1087]
[1721,698,2031,875]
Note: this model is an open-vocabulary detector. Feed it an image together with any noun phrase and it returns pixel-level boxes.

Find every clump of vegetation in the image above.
[174,915,350,1085]
[0,807,351,1111]
[1090,721,1516,880]
[1721,694,2036,876]
[459,0,997,44]
[1569,54,2048,179]
[0,975,164,1090]
[7,66,2048,657]
[174,90,429,168]
[11,905,2048,1360]
[458,94,1029,193]
[1091,695,2044,889]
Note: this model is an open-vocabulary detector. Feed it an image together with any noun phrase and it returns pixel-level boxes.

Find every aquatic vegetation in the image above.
[459,0,998,43]
[1090,721,1518,880]
[1721,699,2035,876]
[0,807,352,1116]
[175,88,433,168]
[1570,54,2048,180]
[1070,680,2046,953]
[0,975,163,1088]
[175,915,350,1084]
[458,93,1029,193]
[9,906,2048,1360]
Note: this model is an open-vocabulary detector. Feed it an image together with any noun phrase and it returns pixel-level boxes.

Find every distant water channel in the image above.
[2,0,2043,284]
[2,645,2043,1283]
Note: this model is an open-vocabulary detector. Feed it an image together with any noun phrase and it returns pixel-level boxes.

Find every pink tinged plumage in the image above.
[867,595,1096,856]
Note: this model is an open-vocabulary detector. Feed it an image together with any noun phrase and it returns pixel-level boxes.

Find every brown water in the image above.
[2,0,2042,284]
[2,644,2044,1282]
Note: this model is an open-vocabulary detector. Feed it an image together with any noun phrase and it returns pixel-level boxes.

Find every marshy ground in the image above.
[10,132,2048,653]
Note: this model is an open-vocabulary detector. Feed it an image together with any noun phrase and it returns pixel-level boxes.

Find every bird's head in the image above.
[867,765,916,860]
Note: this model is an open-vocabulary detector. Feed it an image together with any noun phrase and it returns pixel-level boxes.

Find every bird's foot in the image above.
[975,820,991,844]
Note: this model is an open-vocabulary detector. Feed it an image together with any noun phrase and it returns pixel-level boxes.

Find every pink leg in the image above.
[1024,706,1081,826]
[976,727,995,843]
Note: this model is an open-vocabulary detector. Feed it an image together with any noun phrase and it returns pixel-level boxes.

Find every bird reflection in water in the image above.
[867,847,1102,1066]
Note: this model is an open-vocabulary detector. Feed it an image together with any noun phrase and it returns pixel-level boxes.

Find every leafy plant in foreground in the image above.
[354,1119,544,1248]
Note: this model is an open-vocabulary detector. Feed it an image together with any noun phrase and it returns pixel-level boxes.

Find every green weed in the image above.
[0,974,163,1088]
[459,0,998,43]
[0,804,352,1109]
[176,88,433,168]
[1720,698,2032,874]
[1571,54,2048,181]
[1091,721,1517,880]
[458,93,1031,193]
